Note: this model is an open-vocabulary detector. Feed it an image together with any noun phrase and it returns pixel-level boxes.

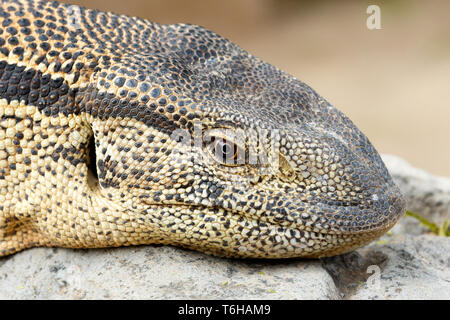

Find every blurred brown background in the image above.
[61,0,450,177]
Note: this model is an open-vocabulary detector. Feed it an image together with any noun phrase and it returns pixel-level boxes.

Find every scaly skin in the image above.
[0,0,405,258]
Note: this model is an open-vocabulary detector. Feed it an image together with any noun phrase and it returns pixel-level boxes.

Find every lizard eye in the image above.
[209,137,242,166]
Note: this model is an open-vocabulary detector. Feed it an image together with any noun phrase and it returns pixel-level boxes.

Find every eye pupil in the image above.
[221,141,231,154]
[212,137,239,165]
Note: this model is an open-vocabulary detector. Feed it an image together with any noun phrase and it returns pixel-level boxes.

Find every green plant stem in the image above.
[405,210,449,236]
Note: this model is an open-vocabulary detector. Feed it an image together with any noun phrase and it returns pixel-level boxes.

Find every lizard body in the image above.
[0,0,405,258]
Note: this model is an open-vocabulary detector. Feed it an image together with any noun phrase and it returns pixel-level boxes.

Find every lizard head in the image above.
[88,24,406,258]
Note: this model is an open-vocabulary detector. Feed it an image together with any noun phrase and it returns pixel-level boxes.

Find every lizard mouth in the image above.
[139,199,397,258]
[140,184,405,236]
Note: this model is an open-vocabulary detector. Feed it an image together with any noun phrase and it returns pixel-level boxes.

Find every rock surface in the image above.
[350,234,450,299]
[382,155,450,221]
[0,246,338,299]
[322,234,450,299]
[0,154,448,299]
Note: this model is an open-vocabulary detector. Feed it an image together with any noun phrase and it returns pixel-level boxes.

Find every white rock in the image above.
[0,246,338,299]
[351,234,450,299]
[382,154,450,234]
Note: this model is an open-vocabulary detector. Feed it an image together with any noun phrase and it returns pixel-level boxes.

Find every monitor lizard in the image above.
[0,0,405,258]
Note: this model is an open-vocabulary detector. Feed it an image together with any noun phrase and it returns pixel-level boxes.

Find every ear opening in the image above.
[87,135,98,181]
